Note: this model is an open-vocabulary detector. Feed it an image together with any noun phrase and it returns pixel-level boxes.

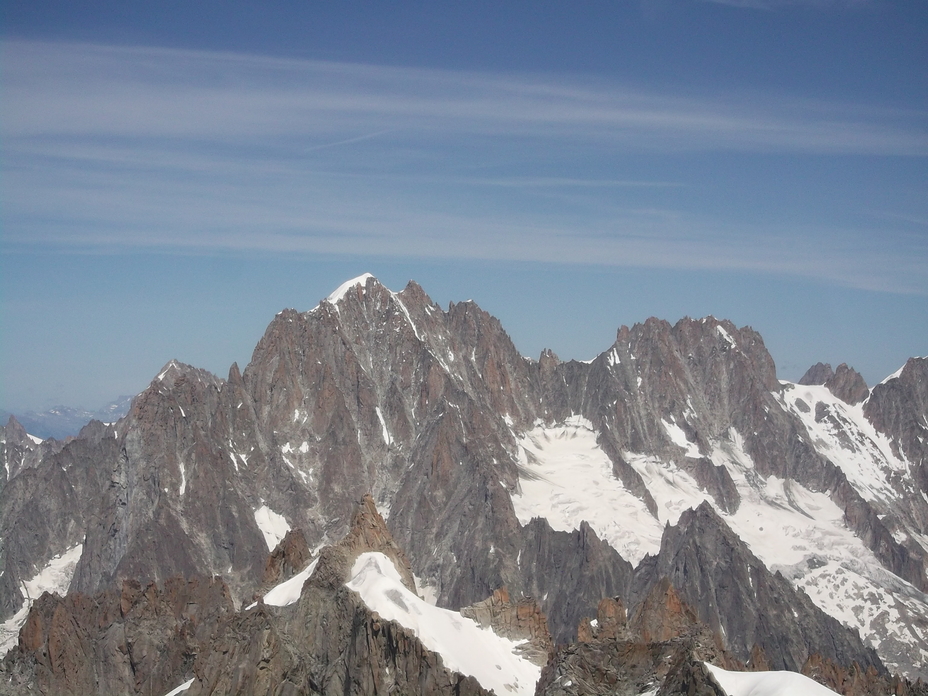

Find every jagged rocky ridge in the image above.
[4,494,923,696]
[1,274,927,691]
[0,496,510,695]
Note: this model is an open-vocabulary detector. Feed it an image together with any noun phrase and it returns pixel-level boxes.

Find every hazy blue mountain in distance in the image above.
[5,396,134,440]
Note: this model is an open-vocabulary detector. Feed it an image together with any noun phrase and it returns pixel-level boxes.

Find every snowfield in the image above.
[705,663,839,695]
[510,409,928,679]
[512,415,665,564]
[347,552,541,696]
[244,550,542,694]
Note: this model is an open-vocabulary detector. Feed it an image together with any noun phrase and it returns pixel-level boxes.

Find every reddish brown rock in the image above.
[261,528,311,586]
[629,577,700,644]
[461,587,553,665]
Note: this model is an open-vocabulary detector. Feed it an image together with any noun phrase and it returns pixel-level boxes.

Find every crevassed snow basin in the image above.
[509,416,928,678]
[347,552,540,696]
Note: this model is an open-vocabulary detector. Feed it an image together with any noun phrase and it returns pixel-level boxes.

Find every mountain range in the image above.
[1,273,926,695]
[0,397,134,441]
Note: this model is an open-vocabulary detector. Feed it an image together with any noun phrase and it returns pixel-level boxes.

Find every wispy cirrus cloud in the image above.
[4,40,924,154]
[2,39,926,295]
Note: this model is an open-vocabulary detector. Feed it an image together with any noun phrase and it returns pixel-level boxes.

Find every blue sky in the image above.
[1,1,926,412]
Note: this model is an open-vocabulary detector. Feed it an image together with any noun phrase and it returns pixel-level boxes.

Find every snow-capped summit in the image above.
[324,272,378,305]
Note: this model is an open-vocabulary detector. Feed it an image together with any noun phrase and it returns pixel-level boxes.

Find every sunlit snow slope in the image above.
[245,550,542,694]
[510,406,928,678]
[705,663,839,695]
[0,544,83,656]
[347,552,541,696]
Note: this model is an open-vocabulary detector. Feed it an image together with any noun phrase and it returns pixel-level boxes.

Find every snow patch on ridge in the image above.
[347,552,540,695]
[777,382,906,504]
[162,679,195,696]
[326,273,375,306]
[254,505,291,551]
[260,557,320,608]
[661,417,701,458]
[716,324,736,347]
[392,293,423,341]
[0,544,83,657]
[705,663,839,695]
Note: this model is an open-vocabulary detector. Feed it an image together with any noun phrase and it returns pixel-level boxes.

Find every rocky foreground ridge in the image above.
[3,495,923,696]
[1,273,927,693]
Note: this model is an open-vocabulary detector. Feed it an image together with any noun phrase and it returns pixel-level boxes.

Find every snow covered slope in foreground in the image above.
[511,414,928,677]
[705,663,839,695]
[347,552,541,696]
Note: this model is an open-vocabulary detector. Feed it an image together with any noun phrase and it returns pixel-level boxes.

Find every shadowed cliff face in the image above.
[1,275,926,684]
[631,503,883,673]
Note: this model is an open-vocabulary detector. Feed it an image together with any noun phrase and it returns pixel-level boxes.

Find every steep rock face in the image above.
[181,493,501,696]
[0,420,117,619]
[628,578,702,645]
[825,364,870,405]
[542,571,926,696]
[0,496,502,696]
[800,362,835,385]
[261,528,311,587]
[0,575,235,696]
[554,317,840,512]
[187,588,491,696]
[0,416,64,483]
[235,277,545,614]
[460,587,552,665]
[578,597,630,643]
[536,587,734,696]
[71,361,268,605]
[516,519,634,644]
[241,279,538,526]
[630,503,883,673]
[0,276,638,652]
[865,357,928,486]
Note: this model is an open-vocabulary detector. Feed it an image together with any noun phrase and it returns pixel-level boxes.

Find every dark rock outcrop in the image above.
[0,575,235,696]
[631,502,884,674]
[1,496,501,696]
[536,584,734,696]
[825,364,870,405]
[516,518,635,644]
[800,362,835,385]
[261,528,311,587]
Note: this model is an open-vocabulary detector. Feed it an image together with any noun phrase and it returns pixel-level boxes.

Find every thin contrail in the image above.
[304,129,395,153]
